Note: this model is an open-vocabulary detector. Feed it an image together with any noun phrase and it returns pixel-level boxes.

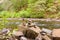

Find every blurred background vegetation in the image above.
[0,0,60,29]
[0,0,60,18]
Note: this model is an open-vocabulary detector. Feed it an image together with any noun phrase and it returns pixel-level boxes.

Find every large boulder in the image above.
[28,26,41,33]
[52,29,60,37]
[23,26,41,39]
[52,29,60,40]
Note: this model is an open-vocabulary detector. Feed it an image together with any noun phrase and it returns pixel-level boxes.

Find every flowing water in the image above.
[3,19,60,29]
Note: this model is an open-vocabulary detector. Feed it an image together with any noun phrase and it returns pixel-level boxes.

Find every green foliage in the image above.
[28,0,37,4]
[10,0,28,11]
[0,11,19,18]
[18,10,31,18]
[0,6,3,11]
[0,0,60,18]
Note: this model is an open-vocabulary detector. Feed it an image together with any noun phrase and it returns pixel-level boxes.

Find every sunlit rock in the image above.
[20,36,27,40]
[52,29,60,37]
[35,34,42,40]
[24,26,41,39]
[42,35,51,40]
[18,24,28,32]
[12,30,24,36]
[52,29,60,40]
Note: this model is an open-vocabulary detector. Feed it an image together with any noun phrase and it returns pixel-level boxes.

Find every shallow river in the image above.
[3,19,60,29]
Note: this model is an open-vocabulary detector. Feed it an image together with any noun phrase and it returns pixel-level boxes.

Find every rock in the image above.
[18,18,27,30]
[52,29,60,40]
[24,29,38,39]
[29,26,41,34]
[1,28,10,35]
[20,36,27,40]
[42,35,52,40]
[53,37,60,40]
[26,20,34,27]
[42,28,52,35]
[23,26,41,39]
[18,24,28,32]
[35,34,42,40]
[52,29,60,37]
[27,38,34,40]
[12,30,24,36]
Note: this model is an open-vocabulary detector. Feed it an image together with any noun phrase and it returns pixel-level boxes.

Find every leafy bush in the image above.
[0,0,60,18]
[18,10,31,18]
[30,11,45,18]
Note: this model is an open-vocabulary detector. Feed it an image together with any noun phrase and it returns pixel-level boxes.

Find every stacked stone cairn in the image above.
[13,19,52,40]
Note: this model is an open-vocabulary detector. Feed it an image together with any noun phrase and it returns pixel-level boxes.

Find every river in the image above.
[2,18,60,29]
